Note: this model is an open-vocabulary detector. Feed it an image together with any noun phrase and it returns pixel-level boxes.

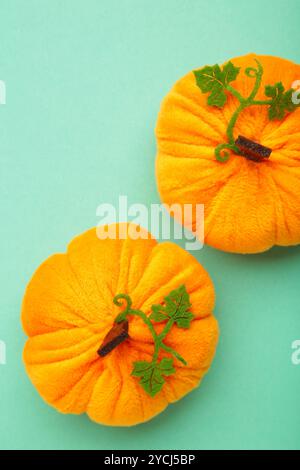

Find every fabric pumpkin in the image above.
[22,224,218,427]
[156,54,300,254]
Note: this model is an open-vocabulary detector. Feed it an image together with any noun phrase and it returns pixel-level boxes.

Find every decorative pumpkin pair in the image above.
[22,54,300,426]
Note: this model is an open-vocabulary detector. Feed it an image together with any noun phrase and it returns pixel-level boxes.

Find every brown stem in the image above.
[97,320,129,357]
[235,135,272,163]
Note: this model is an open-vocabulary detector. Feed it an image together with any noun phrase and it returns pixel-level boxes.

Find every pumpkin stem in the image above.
[97,320,129,357]
[235,135,272,163]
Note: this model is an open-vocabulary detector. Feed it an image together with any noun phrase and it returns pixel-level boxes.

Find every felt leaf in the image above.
[164,284,192,320]
[150,285,193,325]
[132,358,175,397]
[194,61,240,108]
[265,82,298,120]
[131,361,153,377]
[158,357,176,376]
[149,304,169,323]
[174,312,195,329]
[194,64,223,93]
[207,89,227,108]
[222,61,241,84]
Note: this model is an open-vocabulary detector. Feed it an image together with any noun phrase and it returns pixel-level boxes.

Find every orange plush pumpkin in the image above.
[22,224,218,426]
[156,54,300,254]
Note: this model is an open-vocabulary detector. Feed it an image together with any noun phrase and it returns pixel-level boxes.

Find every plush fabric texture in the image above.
[156,54,300,254]
[22,224,219,427]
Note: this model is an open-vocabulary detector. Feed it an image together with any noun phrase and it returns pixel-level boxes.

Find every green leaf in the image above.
[194,64,223,93]
[131,361,153,377]
[207,89,227,107]
[149,304,169,323]
[150,285,191,322]
[165,285,191,315]
[265,82,298,120]
[223,61,241,84]
[165,285,194,328]
[150,285,194,328]
[175,312,195,329]
[132,358,176,397]
[158,357,176,376]
[194,61,240,108]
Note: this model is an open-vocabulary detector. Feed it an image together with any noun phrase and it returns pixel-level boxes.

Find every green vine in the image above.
[194,59,300,162]
[113,285,194,397]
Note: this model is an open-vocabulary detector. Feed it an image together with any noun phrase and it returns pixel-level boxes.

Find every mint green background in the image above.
[0,0,300,450]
